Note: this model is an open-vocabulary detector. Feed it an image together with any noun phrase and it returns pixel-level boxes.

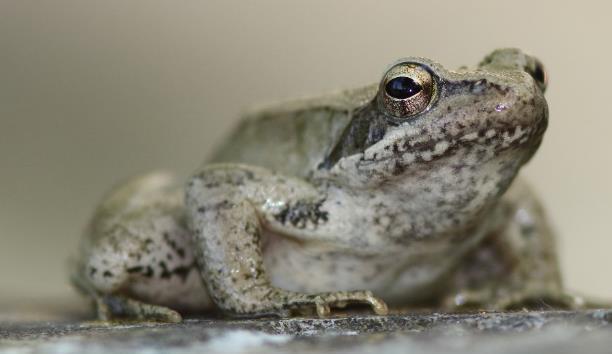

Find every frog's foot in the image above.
[280,290,389,317]
[96,295,182,323]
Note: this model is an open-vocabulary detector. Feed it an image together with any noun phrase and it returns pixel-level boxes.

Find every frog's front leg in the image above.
[444,180,583,310]
[186,164,388,317]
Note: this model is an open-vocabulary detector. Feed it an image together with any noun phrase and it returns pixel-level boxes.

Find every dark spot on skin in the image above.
[368,124,386,144]
[197,206,206,213]
[126,266,143,274]
[319,100,388,169]
[143,266,154,277]
[392,160,405,176]
[102,270,113,278]
[163,232,187,259]
[204,181,220,189]
[254,265,264,279]
[89,267,97,277]
[159,261,171,279]
[274,199,329,228]
[173,265,193,281]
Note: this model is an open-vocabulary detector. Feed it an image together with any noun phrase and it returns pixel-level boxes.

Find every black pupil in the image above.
[385,77,422,99]
[532,64,545,84]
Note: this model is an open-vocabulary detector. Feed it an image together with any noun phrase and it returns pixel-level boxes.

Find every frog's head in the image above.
[322,48,548,238]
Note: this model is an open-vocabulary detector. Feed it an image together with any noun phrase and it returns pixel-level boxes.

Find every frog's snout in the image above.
[479,48,548,92]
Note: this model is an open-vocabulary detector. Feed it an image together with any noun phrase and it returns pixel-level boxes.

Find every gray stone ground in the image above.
[3,306,612,354]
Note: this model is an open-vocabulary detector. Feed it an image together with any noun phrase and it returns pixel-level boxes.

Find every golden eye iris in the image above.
[380,63,435,118]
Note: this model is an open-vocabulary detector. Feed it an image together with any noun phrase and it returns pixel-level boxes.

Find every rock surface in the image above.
[3,309,612,354]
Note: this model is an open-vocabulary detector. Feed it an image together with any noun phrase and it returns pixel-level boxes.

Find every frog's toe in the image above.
[97,295,182,323]
[308,290,388,317]
[367,293,389,315]
[314,300,331,317]
[343,290,389,315]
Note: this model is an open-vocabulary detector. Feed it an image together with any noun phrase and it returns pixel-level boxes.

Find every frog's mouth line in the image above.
[358,123,546,168]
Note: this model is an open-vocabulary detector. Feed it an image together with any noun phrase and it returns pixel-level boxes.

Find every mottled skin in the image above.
[73,49,575,322]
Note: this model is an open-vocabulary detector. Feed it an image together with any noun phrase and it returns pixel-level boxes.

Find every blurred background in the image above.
[1,1,610,307]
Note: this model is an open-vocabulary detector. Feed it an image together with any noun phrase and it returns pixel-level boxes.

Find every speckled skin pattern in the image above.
[73,49,573,322]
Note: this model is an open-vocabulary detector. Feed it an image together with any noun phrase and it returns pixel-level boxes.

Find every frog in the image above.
[72,48,577,322]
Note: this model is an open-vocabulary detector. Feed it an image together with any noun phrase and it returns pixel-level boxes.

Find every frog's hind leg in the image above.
[71,268,182,323]
[74,172,212,322]
[443,179,584,310]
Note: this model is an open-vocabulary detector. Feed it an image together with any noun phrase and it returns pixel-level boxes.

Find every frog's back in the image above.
[209,84,377,178]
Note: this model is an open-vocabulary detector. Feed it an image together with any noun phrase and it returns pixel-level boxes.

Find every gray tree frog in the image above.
[72,48,577,322]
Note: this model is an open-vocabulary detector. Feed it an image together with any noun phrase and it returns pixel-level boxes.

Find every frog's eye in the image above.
[381,63,435,118]
[525,59,547,92]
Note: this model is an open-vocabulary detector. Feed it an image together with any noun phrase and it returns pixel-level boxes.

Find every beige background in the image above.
[1,1,611,305]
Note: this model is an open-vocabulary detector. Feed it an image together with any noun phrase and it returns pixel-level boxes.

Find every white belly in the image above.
[262,232,471,305]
